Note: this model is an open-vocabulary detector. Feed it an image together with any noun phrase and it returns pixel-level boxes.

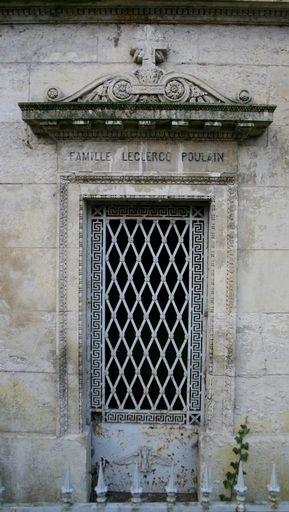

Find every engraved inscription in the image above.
[60,141,237,175]
[68,149,224,164]
[121,151,172,162]
[70,151,112,162]
[181,152,224,162]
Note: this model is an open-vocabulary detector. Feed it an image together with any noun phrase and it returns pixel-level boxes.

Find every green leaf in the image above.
[219,494,226,501]
[219,494,232,502]
[220,422,250,501]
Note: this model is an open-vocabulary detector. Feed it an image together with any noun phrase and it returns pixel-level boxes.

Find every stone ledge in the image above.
[19,102,275,141]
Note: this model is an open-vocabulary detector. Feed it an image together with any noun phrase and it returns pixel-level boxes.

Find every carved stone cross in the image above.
[130,25,167,68]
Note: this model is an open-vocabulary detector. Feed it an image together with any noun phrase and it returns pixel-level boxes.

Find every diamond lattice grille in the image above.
[90,205,206,425]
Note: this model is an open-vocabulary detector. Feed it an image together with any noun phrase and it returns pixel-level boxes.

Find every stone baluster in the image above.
[130,463,142,504]
[61,466,73,506]
[166,464,177,504]
[94,459,108,504]
[234,462,247,512]
[200,464,212,510]
[267,464,280,510]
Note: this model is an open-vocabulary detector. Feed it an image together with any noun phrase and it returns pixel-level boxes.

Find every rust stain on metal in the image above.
[94,424,104,436]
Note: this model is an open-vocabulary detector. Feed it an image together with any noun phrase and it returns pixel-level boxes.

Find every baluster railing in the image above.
[200,464,212,510]
[94,459,108,504]
[61,466,73,506]
[3,458,288,509]
[267,464,280,511]
[166,464,177,504]
[0,478,5,504]
[130,463,142,504]
[234,461,247,512]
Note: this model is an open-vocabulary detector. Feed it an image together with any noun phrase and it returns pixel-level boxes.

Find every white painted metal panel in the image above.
[89,204,206,496]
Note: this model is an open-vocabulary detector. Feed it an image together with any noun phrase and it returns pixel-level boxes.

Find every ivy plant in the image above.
[219,420,250,502]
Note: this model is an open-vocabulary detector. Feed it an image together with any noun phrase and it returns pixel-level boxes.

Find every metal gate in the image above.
[89,204,207,496]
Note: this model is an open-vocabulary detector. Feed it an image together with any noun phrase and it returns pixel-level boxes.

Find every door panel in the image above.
[92,423,198,493]
[89,204,206,495]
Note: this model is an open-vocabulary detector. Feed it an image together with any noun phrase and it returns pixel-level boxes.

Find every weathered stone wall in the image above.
[0,11,289,503]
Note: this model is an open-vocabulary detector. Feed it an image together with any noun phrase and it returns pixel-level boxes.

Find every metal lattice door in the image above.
[89,204,206,495]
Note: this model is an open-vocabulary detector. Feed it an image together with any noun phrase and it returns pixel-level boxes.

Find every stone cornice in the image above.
[19,61,276,141]
[2,2,289,25]
[19,101,275,141]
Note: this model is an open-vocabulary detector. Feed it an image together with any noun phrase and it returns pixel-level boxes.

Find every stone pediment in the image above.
[44,68,249,106]
[19,50,275,141]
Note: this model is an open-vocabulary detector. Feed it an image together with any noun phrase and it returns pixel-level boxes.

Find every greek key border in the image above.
[104,411,201,425]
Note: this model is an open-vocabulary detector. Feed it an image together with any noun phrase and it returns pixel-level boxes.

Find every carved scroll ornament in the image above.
[46,69,251,107]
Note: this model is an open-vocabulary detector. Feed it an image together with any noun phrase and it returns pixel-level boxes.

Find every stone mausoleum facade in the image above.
[0,0,289,505]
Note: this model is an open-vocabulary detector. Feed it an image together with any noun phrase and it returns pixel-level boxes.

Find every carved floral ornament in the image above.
[47,74,250,104]
[19,47,276,141]
[45,61,251,106]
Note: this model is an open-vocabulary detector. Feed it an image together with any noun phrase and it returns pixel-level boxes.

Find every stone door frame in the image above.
[57,173,237,489]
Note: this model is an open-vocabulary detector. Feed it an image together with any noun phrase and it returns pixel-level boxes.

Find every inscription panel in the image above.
[59,141,237,175]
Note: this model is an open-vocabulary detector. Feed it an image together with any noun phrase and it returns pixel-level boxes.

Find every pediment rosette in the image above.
[46,70,251,106]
